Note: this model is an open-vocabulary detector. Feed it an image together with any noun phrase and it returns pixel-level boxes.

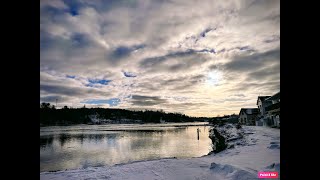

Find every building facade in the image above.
[238,108,259,126]
[256,96,272,117]
[265,92,280,127]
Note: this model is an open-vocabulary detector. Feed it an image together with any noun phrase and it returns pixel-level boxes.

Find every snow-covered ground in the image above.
[40,126,280,180]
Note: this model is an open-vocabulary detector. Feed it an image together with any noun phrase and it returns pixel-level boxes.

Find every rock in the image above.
[268,144,280,149]
[210,162,218,169]
[209,128,227,153]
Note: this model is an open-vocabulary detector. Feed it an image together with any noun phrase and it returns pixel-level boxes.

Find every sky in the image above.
[40,0,280,117]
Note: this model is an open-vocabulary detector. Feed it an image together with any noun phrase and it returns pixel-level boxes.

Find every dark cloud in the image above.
[221,48,280,84]
[200,27,215,37]
[224,48,279,72]
[76,0,142,12]
[123,71,137,78]
[191,74,205,81]
[236,46,255,52]
[130,95,168,106]
[66,75,76,79]
[247,63,280,81]
[137,74,205,93]
[140,50,196,68]
[227,81,279,93]
[40,84,111,97]
[70,33,93,48]
[167,77,204,90]
[182,27,217,44]
[110,44,145,60]
[216,46,256,55]
[139,49,213,73]
[264,35,280,43]
[161,78,184,85]
[169,84,195,91]
[40,95,72,103]
[135,82,161,92]
[208,63,224,70]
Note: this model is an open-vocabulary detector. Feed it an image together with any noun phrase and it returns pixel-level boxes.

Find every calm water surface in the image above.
[40,122,212,172]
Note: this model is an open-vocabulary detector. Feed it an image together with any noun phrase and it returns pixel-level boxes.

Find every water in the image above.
[40,122,212,172]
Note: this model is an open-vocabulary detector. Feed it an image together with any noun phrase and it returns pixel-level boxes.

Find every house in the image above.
[255,92,280,127]
[256,96,272,126]
[238,108,259,125]
[88,113,101,124]
[256,96,272,117]
[265,91,280,127]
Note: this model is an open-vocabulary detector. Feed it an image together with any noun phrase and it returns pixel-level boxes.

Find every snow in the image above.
[40,125,280,180]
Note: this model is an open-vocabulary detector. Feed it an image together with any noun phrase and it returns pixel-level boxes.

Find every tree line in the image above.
[40,102,208,126]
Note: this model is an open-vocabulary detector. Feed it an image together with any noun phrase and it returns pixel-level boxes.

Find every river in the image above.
[40,122,212,172]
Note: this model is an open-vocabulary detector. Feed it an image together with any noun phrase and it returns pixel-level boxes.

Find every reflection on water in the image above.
[40,122,212,172]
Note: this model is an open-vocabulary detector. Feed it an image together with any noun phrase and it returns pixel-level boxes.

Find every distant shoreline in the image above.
[40,121,213,128]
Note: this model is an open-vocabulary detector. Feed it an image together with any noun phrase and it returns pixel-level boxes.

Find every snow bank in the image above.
[41,125,280,180]
[208,123,259,153]
[40,161,257,180]
[210,163,257,180]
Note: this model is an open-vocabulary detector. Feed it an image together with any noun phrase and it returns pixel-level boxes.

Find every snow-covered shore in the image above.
[40,125,280,180]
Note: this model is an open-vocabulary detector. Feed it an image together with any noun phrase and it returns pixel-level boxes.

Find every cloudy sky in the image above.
[40,0,280,117]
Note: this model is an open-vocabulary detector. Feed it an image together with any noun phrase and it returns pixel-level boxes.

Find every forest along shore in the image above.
[40,104,212,126]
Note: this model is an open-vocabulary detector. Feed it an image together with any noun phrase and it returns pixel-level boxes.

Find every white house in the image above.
[256,96,272,117]
[265,92,280,127]
[238,108,259,126]
[256,96,272,126]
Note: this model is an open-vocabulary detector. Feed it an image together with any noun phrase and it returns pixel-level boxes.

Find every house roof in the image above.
[265,91,280,101]
[256,96,271,105]
[239,108,259,115]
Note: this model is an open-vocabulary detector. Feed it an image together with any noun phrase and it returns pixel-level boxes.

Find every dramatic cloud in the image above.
[130,95,168,106]
[224,48,280,72]
[40,0,280,116]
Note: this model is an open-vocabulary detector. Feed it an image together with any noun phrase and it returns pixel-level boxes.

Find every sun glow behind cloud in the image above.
[207,70,223,86]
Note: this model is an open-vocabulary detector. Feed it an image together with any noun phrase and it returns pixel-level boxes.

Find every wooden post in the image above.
[197,128,200,140]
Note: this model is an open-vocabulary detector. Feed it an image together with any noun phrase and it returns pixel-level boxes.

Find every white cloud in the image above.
[40,0,280,116]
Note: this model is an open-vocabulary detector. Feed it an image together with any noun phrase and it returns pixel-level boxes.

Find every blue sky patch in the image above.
[86,79,112,87]
[81,98,120,107]
[62,0,79,16]
[88,79,111,85]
